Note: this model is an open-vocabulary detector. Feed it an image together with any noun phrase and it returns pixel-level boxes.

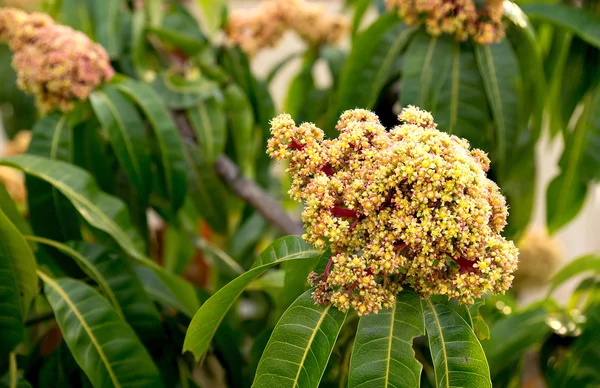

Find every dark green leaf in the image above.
[350,0,372,38]
[475,40,522,178]
[134,266,191,315]
[285,50,318,122]
[266,52,302,85]
[328,15,415,135]
[348,291,425,388]
[57,0,94,38]
[27,112,81,242]
[0,183,31,235]
[182,141,229,234]
[401,32,453,112]
[90,85,153,200]
[1,155,200,316]
[72,242,164,342]
[91,0,123,58]
[547,91,600,233]
[39,273,164,387]
[522,3,600,48]
[435,42,492,152]
[186,98,227,163]
[115,78,188,213]
[423,298,492,388]
[183,236,321,360]
[148,5,206,55]
[224,83,255,176]
[24,236,123,319]
[252,289,348,388]
[151,71,220,109]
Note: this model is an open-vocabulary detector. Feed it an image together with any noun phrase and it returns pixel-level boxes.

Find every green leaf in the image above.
[90,85,153,199]
[0,209,36,358]
[182,141,229,234]
[504,2,546,142]
[72,242,164,342]
[435,42,492,152]
[27,112,81,242]
[148,5,207,55]
[423,298,492,388]
[475,40,522,178]
[483,306,548,377]
[38,272,163,387]
[467,300,490,341]
[328,15,415,135]
[23,236,124,319]
[57,0,94,38]
[401,32,453,112]
[183,236,321,360]
[348,291,425,388]
[266,52,302,85]
[285,50,318,122]
[0,209,37,317]
[0,184,31,235]
[224,83,255,175]
[350,0,372,38]
[550,254,600,292]
[151,71,220,109]
[134,266,191,314]
[115,78,188,213]
[252,289,348,388]
[547,91,600,233]
[91,0,123,58]
[0,155,200,316]
[185,98,227,163]
[194,0,226,37]
[522,3,600,49]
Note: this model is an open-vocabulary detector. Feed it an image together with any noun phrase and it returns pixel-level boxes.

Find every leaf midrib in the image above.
[292,305,331,388]
[383,303,396,387]
[483,46,506,167]
[426,298,450,388]
[420,37,439,108]
[48,114,74,239]
[38,270,121,388]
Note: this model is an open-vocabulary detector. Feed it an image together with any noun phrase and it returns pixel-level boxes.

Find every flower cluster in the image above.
[0,131,31,204]
[226,0,348,56]
[386,0,505,44]
[267,106,518,315]
[0,8,114,112]
[512,228,562,291]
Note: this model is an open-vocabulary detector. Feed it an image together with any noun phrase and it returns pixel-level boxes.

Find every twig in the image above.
[171,110,304,236]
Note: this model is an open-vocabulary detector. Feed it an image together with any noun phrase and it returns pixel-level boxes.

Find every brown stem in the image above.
[172,110,303,236]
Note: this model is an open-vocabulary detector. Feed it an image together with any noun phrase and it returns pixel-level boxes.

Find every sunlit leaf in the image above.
[550,254,600,292]
[348,291,425,388]
[252,289,348,388]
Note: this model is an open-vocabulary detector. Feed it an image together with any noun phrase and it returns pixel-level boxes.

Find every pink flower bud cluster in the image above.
[0,8,114,112]
[226,0,348,56]
[267,106,518,315]
[386,0,505,44]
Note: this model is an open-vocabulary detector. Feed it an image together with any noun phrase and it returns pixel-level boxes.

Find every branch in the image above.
[172,110,303,236]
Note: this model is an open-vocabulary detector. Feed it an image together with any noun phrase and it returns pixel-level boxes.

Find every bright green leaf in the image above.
[550,254,600,292]
[183,236,321,361]
[348,291,425,388]
[423,298,492,388]
[252,289,348,388]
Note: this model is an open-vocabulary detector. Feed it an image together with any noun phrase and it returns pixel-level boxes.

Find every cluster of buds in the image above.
[226,0,348,56]
[512,228,563,292]
[267,106,518,315]
[0,131,31,204]
[386,0,505,44]
[0,8,114,112]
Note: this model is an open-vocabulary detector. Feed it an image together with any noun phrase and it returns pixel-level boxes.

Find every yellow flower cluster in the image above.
[226,0,348,56]
[512,228,563,291]
[386,0,505,44]
[0,131,31,204]
[0,8,114,112]
[267,106,518,315]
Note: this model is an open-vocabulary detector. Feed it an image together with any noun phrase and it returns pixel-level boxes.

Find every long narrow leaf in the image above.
[423,298,492,388]
[183,236,321,361]
[252,289,348,388]
[348,291,425,388]
[38,271,163,387]
[115,78,188,213]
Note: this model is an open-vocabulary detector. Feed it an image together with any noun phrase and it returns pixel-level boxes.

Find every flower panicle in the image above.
[226,0,348,56]
[267,105,518,315]
[385,0,506,44]
[0,8,114,112]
